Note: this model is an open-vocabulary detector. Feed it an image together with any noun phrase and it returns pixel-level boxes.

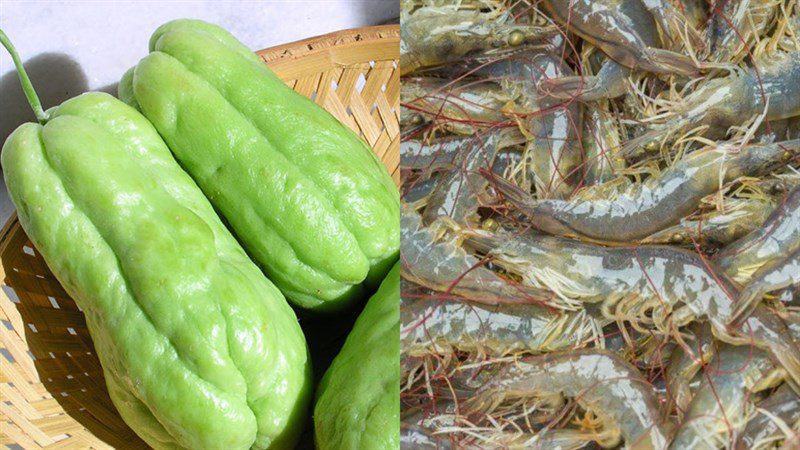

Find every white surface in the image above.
[0,0,399,222]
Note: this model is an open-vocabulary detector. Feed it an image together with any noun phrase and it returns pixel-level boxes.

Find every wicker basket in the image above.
[0,25,400,449]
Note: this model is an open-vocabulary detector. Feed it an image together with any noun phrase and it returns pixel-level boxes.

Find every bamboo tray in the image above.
[0,24,400,449]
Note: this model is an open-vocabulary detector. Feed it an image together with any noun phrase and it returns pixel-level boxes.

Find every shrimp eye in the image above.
[410,114,424,125]
[508,31,525,47]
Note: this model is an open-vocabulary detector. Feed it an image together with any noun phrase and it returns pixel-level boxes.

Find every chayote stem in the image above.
[0,29,49,124]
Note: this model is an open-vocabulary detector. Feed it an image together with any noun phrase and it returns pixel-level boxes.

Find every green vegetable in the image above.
[1,30,311,450]
[120,19,400,311]
[314,263,400,449]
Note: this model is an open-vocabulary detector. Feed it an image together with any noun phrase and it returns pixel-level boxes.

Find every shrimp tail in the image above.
[643,47,699,77]
[539,75,607,102]
[461,231,501,255]
[771,343,800,388]
[482,170,535,209]
[620,127,668,157]
[729,287,764,326]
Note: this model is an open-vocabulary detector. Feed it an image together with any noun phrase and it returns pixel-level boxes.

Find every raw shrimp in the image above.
[401,206,551,305]
[461,228,800,386]
[582,103,626,185]
[401,6,555,75]
[401,129,524,171]
[422,130,519,225]
[707,0,783,63]
[670,344,782,450]
[472,349,671,449]
[539,0,699,76]
[401,297,603,356]
[715,186,800,283]
[490,139,799,243]
[664,323,717,416]
[540,56,633,102]
[641,196,777,246]
[734,247,800,322]
[625,50,800,154]
[401,77,514,135]
[735,383,800,450]
[640,0,705,49]
[508,51,585,199]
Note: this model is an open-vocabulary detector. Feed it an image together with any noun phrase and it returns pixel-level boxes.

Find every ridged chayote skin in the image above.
[120,19,400,311]
[314,263,400,449]
[2,92,312,450]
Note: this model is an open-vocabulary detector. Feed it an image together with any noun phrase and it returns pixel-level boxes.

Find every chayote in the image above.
[120,19,400,311]
[2,91,312,450]
[314,263,400,449]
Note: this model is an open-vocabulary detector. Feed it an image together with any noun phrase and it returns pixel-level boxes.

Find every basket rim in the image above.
[257,24,399,63]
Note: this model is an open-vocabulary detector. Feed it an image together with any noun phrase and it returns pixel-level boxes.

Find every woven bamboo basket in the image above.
[0,24,400,449]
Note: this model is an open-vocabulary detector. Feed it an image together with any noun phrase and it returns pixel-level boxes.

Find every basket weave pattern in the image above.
[0,25,399,449]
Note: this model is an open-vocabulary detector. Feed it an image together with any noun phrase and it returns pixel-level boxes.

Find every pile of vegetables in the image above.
[1,20,399,450]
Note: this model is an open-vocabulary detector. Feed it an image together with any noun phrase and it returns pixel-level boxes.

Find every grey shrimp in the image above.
[400,206,551,306]
[401,297,604,357]
[671,344,783,449]
[422,129,520,225]
[461,228,800,386]
[735,383,800,450]
[642,196,777,247]
[401,6,555,76]
[539,0,699,76]
[472,349,672,449]
[624,50,800,155]
[715,186,800,284]
[734,246,800,322]
[491,139,799,243]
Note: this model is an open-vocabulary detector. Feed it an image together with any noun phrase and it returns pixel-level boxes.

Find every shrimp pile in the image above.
[400,0,800,448]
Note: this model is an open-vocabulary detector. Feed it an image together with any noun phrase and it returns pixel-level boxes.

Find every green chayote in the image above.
[120,19,400,311]
[314,263,400,449]
[1,81,311,447]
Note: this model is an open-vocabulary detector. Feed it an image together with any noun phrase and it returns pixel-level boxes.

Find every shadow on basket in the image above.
[1,219,147,448]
